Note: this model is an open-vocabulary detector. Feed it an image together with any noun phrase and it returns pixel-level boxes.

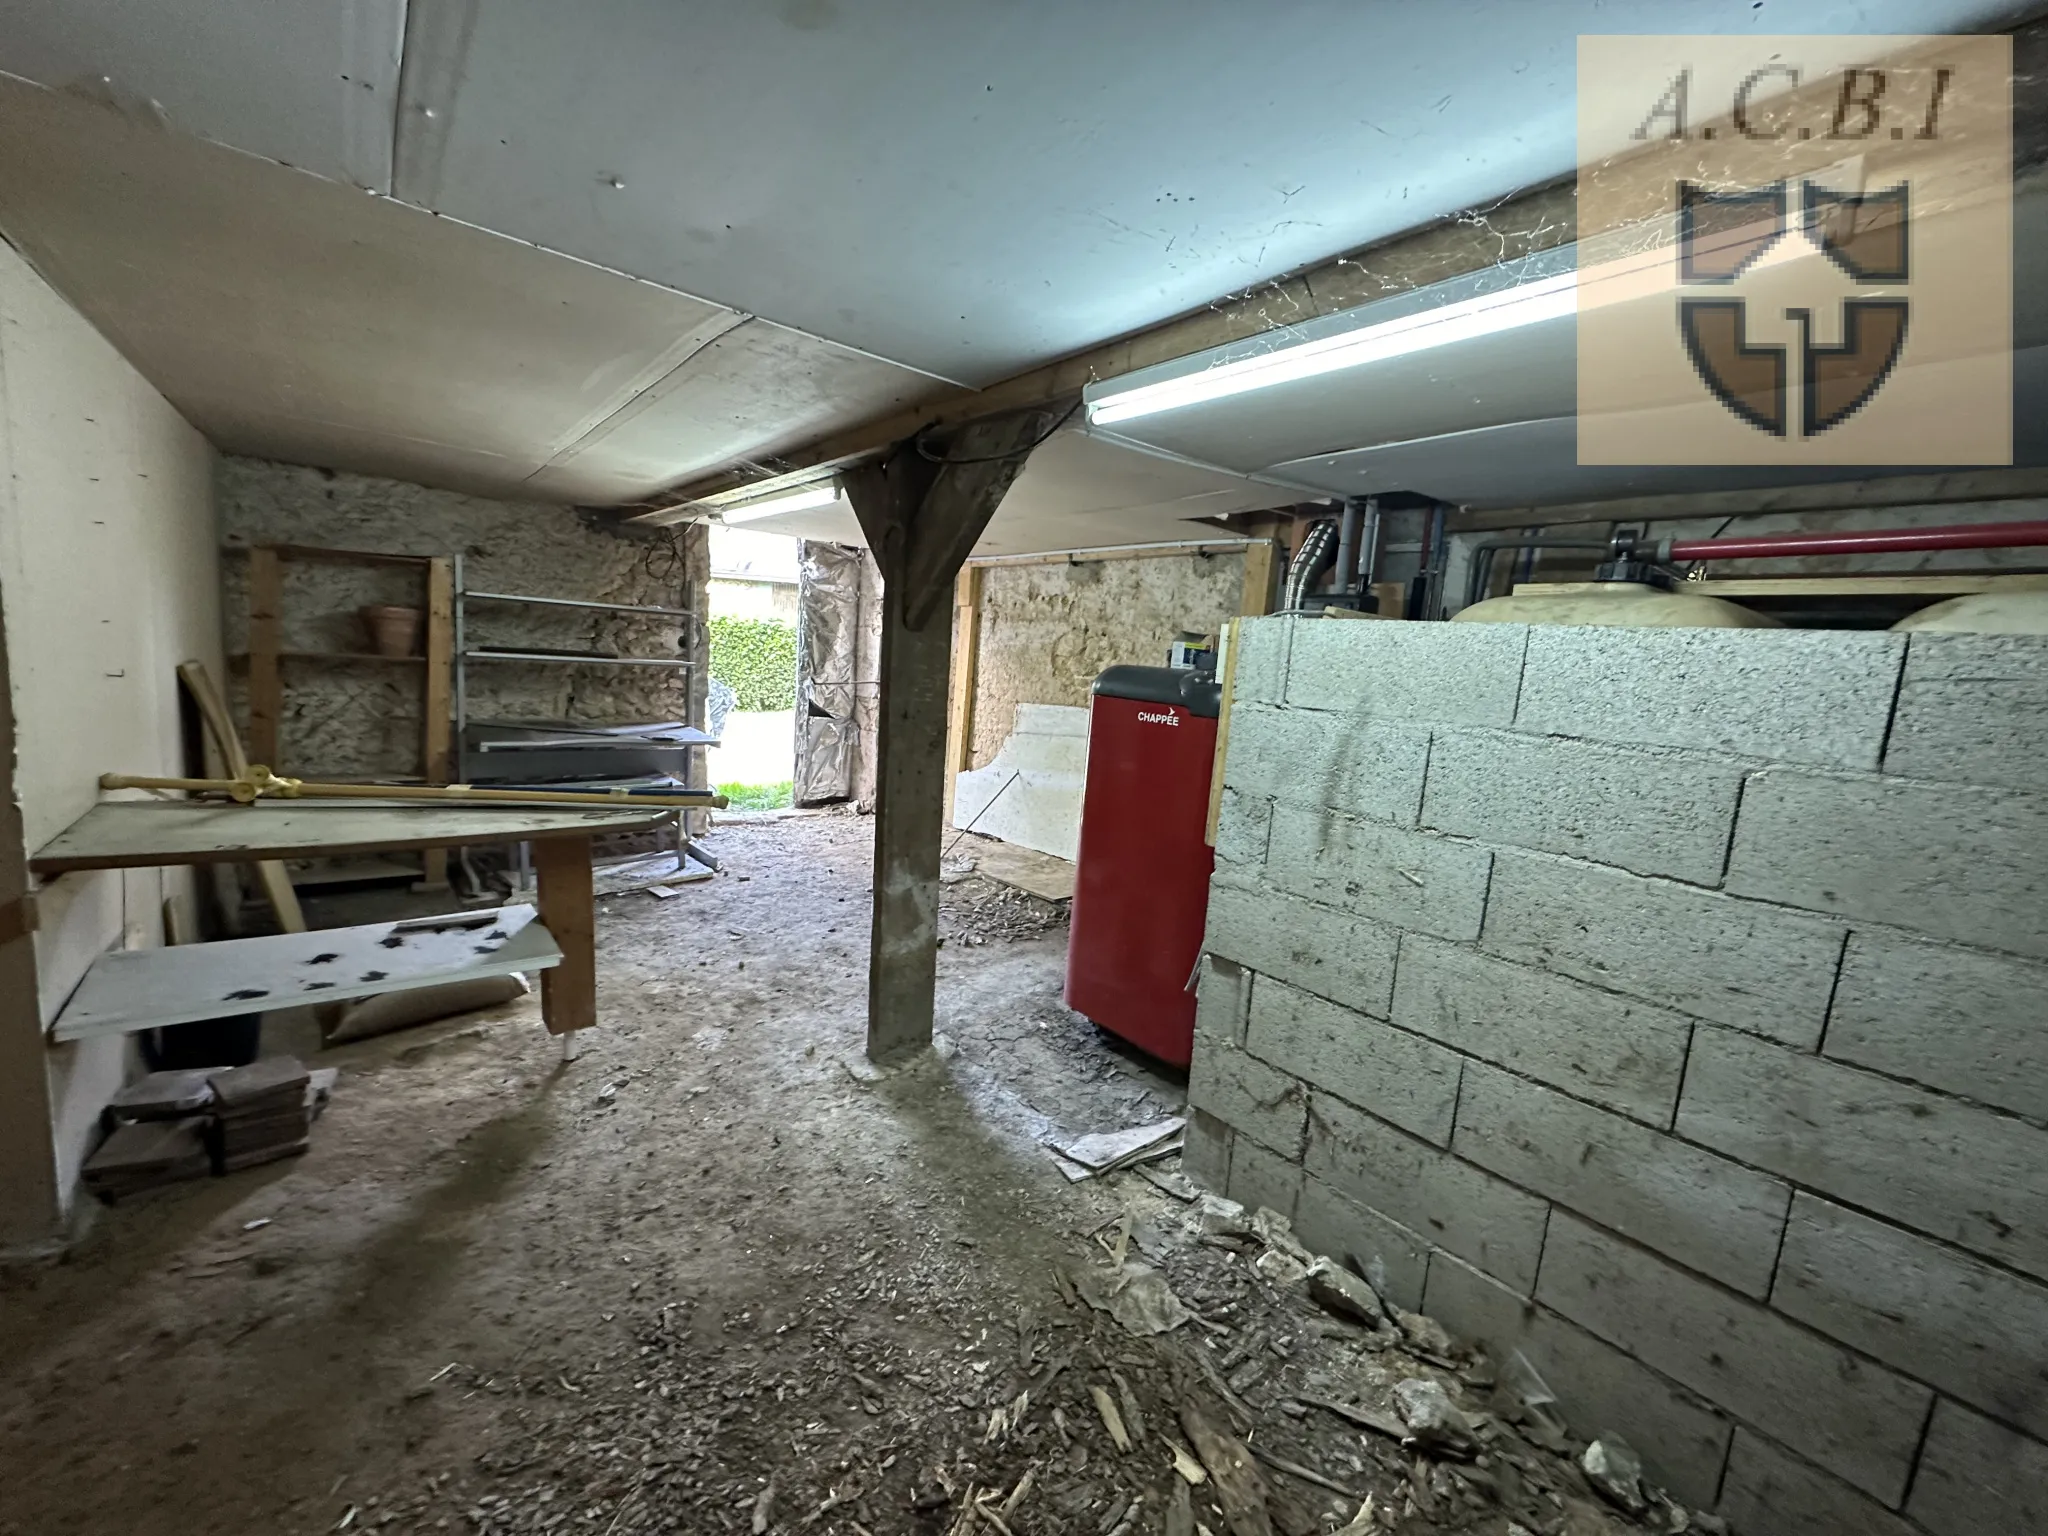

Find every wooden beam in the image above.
[419,558,456,890]
[1448,469,2048,535]
[246,546,284,770]
[942,565,983,827]
[845,409,1059,1063]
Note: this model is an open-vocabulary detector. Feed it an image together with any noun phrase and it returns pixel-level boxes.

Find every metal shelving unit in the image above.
[451,554,698,777]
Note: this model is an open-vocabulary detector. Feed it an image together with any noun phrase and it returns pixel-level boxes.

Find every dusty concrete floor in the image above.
[0,818,1663,1536]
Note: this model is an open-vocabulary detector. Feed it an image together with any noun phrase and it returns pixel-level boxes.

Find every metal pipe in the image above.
[1357,496,1383,589]
[1666,520,2048,561]
[1282,521,1337,613]
[1334,500,1362,604]
[1463,536,1612,611]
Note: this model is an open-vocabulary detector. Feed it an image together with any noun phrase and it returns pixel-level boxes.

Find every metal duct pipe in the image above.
[1663,520,2048,561]
[1283,520,1338,613]
[1357,496,1383,589]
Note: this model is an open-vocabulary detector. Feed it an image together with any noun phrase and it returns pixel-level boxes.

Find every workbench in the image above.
[30,800,672,1040]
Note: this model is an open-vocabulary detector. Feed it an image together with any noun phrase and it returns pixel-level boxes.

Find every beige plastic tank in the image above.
[1452,582,1780,628]
[1891,589,2048,633]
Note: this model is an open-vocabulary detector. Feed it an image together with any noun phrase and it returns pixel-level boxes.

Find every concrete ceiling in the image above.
[0,0,2033,530]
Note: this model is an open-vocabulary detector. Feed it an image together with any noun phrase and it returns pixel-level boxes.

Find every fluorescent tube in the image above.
[1086,272,1578,426]
[717,481,842,524]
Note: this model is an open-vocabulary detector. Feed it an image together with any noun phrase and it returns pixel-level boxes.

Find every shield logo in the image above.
[1676,179,1911,439]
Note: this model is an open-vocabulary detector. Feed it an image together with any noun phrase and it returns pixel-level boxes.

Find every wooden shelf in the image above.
[464,649,691,668]
[462,590,695,619]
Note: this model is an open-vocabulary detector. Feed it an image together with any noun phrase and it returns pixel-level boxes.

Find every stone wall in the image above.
[969,548,1246,768]
[217,458,707,781]
[1190,615,2047,1535]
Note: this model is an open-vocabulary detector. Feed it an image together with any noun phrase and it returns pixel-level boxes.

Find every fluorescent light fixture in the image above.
[1086,272,1577,426]
[716,480,842,524]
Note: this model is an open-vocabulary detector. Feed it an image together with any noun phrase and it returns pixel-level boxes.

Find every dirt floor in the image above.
[0,817,1688,1536]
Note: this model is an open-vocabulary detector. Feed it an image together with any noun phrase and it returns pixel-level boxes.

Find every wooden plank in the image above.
[420,558,456,890]
[226,543,434,567]
[50,904,558,1043]
[943,564,983,827]
[30,801,669,874]
[967,539,1253,569]
[532,836,596,1035]
[176,659,307,934]
[1449,469,2048,535]
[1205,620,1241,848]
[246,546,285,770]
[1238,540,1278,616]
[957,835,1075,902]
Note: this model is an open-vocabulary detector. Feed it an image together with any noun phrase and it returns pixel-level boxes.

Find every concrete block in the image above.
[1678,1028,2048,1282]
[1773,1193,2048,1439]
[1393,937,1693,1124]
[1826,931,2048,1122]
[1203,881,1399,1017]
[1480,850,1844,1048]
[1247,978,1463,1145]
[1212,786,1273,882]
[1265,806,1491,941]
[1231,614,1294,707]
[1424,1253,1734,1511]
[1223,704,1429,824]
[1907,1400,2048,1536]
[1422,729,1744,883]
[1192,955,1249,1050]
[1183,1108,1231,1192]
[1285,618,1526,725]
[1717,1431,1918,1536]
[1516,626,1903,770]
[1725,768,2048,959]
[1452,1062,1789,1296]
[1294,1174,1429,1311]
[1186,1039,1307,1160]
[1226,1135,1303,1224]
[1884,631,2048,793]
[1305,1092,1548,1292]
[1536,1212,1933,1503]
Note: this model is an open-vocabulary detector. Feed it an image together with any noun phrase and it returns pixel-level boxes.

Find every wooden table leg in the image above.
[533,834,596,1036]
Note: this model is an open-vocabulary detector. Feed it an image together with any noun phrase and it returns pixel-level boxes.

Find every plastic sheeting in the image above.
[794,541,862,804]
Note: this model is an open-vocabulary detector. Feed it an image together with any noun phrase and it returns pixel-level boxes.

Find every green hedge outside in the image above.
[708,615,798,711]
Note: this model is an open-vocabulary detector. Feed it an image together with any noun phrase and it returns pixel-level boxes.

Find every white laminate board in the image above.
[51,905,559,1042]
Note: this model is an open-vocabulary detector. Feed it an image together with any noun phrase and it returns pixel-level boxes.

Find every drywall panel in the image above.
[0,0,404,190]
[0,238,219,1240]
[0,74,799,504]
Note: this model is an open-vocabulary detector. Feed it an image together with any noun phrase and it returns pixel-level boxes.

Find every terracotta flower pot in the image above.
[361,604,423,657]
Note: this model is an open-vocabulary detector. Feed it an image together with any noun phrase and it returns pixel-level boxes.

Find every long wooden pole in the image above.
[100,770,727,811]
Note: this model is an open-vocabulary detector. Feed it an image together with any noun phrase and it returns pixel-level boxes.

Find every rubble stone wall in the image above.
[1190,615,2048,1535]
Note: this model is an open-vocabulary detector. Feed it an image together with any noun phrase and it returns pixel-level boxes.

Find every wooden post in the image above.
[247,546,284,769]
[845,406,1064,1062]
[1238,539,1278,617]
[532,834,596,1035]
[419,558,456,890]
[942,564,983,827]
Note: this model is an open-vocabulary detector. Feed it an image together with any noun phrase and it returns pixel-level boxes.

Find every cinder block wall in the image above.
[1189,615,2047,1536]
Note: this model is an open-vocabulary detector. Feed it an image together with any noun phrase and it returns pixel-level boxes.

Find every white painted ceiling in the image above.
[0,0,2033,534]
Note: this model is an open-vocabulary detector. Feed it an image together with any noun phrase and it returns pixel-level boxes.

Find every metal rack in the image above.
[451,554,697,777]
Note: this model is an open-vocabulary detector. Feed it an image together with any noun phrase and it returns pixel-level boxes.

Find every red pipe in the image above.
[1668,520,2048,561]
